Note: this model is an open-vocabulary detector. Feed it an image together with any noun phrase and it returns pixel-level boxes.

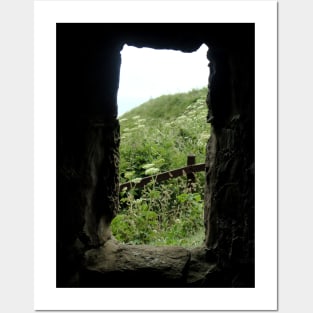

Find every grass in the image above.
[111,87,210,248]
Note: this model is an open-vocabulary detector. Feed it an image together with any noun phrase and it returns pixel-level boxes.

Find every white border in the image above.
[34,0,277,310]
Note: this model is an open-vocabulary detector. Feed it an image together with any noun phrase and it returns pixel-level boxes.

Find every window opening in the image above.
[113,44,210,247]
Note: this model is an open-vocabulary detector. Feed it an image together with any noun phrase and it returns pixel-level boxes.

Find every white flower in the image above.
[145,167,160,175]
[131,177,142,184]
[142,163,155,169]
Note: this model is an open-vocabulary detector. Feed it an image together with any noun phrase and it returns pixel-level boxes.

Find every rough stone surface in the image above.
[81,239,191,287]
[81,240,224,287]
[204,42,255,287]
[57,23,255,287]
[186,247,217,286]
[57,118,120,286]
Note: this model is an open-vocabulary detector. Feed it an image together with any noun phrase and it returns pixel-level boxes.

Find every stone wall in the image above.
[204,41,255,286]
[56,23,254,287]
[56,25,122,285]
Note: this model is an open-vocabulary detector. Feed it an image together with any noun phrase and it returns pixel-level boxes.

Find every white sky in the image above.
[117,43,210,116]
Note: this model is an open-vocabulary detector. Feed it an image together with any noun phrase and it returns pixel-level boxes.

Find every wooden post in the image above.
[187,154,196,192]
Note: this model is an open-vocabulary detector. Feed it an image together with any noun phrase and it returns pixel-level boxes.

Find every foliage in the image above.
[111,87,210,247]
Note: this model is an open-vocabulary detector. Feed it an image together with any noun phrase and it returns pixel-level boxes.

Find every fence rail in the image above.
[119,155,205,191]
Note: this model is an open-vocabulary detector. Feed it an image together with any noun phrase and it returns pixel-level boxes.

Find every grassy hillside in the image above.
[112,87,210,247]
[120,87,208,122]
[118,87,210,180]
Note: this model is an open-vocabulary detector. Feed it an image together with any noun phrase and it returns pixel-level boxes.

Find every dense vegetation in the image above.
[112,87,210,247]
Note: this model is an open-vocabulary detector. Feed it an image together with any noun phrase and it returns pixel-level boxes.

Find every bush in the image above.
[112,88,210,247]
[111,177,205,247]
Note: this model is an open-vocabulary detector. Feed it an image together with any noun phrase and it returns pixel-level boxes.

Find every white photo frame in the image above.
[34,1,277,310]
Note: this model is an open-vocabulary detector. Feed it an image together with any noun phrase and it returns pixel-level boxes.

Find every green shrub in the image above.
[113,87,210,247]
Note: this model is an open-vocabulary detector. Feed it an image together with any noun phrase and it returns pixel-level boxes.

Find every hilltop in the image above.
[119,87,208,122]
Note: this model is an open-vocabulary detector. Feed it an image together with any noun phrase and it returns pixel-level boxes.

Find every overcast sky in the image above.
[117,43,210,116]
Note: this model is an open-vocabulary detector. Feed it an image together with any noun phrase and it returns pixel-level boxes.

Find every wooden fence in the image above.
[119,154,205,191]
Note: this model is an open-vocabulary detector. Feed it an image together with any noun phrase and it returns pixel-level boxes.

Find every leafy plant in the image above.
[112,87,210,247]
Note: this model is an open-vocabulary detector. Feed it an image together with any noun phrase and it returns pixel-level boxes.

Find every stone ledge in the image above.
[80,239,220,287]
[81,239,191,287]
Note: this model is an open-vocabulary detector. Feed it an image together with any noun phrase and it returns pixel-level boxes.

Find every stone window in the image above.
[112,44,210,248]
[56,23,255,287]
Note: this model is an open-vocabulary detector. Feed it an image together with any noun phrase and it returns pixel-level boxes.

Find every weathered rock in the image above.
[81,239,191,287]
[186,247,217,286]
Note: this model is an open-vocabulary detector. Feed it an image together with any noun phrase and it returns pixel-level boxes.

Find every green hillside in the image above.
[118,87,210,178]
[120,87,208,122]
[112,87,210,247]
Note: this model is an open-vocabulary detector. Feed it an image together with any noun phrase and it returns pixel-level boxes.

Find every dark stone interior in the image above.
[57,23,254,287]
